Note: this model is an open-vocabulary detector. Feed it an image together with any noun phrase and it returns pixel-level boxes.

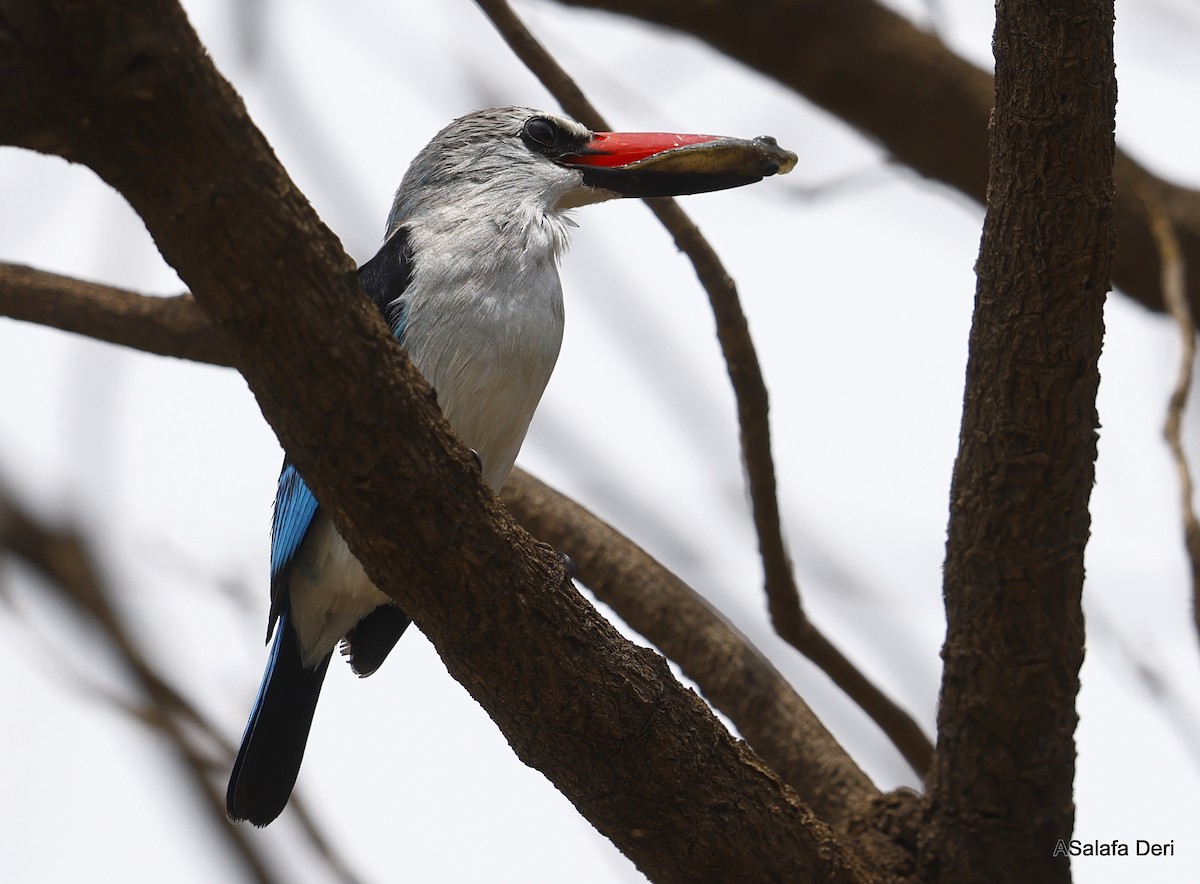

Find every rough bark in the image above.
[502,471,880,828]
[0,1,871,880]
[921,2,1114,881]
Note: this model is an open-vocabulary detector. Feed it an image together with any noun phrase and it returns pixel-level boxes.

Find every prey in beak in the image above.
[561,131,797,198]
[517,114,797,205]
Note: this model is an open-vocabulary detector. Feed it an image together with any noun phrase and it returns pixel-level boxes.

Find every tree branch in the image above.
[0,1,868,878]
[476,0,933,779]
[551,0,1200,322]
[922,2,1114,879]
[0,258,898,859]
[0,263,232,365]
[505,471,932,875]
[501,470,879,827]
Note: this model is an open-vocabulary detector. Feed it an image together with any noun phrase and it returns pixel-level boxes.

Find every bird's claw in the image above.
[558,551,575,580]
[468,448,483,472]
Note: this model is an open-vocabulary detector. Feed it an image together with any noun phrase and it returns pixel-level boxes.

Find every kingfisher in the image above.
[226,106,795,826]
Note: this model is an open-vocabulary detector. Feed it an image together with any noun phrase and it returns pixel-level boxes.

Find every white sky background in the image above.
[1,0,1198,881]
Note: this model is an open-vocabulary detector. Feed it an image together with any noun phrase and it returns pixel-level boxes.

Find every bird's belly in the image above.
[405,276,564,490]
[438,363,553,490]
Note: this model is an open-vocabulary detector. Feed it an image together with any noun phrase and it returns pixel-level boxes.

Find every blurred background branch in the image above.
[1144,194,1200,648]
[0,480,362,884]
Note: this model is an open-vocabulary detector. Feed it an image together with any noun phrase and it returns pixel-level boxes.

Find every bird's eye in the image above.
[523,117,559,149]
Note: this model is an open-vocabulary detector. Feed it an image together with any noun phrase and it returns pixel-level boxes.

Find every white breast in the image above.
[400,210,568,490]
[287,207,568,661]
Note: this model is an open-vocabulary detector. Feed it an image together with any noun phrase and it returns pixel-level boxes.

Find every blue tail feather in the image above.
[226,610,331,826]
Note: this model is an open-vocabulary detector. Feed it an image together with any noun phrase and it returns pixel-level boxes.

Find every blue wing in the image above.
[265,464,320,630]
[271,465,318,580]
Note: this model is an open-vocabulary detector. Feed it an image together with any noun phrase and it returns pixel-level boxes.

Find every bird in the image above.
[226,106,795,826]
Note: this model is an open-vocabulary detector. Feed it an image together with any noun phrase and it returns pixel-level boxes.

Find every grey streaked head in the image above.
[386,107,601,236]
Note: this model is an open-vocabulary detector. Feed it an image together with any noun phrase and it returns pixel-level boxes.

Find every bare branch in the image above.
[475,0,932,778]
[0,263,231,365]
[506,470,930,874]
[501,469,879,828]
[1144,195,1200,648]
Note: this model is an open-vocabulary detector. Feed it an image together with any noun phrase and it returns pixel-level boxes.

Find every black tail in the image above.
[227,613,331,826]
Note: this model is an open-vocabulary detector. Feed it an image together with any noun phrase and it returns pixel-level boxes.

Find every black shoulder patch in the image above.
[357,227,414,335]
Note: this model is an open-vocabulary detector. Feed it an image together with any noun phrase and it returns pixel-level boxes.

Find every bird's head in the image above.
[386,106,795,233]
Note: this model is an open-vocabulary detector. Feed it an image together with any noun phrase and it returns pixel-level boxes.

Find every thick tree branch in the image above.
[0,260,898,855]
[477,0,933,778]
[552,0,1200,321]
[0,2,868,879]
[501,470,878,827]
[505,471,931,874]
[922,2,1114,880]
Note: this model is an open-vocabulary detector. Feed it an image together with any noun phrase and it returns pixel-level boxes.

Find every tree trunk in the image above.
[922,2,1116,881]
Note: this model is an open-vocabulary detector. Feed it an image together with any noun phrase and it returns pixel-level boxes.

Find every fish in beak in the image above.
[557,130,797,199]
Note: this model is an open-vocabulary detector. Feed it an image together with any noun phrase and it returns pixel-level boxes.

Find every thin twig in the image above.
[473,0,933,777]
[1144,194,1200,647]
[469,0,804,629]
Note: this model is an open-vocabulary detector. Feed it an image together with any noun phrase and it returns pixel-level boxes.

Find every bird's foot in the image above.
[558,551,575,580]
